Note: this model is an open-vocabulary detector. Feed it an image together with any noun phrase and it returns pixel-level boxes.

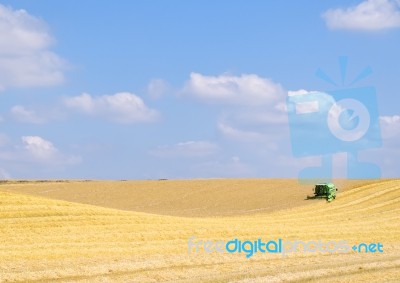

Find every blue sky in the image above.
[0,0,399,179]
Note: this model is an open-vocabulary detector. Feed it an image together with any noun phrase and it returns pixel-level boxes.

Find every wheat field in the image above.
[0,179,399,282]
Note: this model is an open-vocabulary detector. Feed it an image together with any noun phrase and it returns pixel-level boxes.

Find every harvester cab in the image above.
[307,183,338,202]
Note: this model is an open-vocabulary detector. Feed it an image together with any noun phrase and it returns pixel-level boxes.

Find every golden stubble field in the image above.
[0,179,399,282]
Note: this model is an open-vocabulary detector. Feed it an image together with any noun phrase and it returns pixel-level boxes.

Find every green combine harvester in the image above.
[307,183,338,202]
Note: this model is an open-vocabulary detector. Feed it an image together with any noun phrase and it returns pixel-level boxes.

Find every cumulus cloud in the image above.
[64,92,160,123]
[182,72,284,105]
[21,135,81,165]
[287,89,322,96]
[273,90,322,114]
[0,4,66,89]
[150,141,218,158]
[11,105,45,124]
[323,0,400,31]
[22,136,57,160]
[287,89,337,115]
[0,135,80,175]
[180,71,288,147]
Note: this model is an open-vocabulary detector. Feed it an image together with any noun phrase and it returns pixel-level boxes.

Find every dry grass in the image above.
[0,179,399,282]
[0,179,381,217]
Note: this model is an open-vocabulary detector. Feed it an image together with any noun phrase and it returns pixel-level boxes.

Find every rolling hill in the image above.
[0,179,399,282]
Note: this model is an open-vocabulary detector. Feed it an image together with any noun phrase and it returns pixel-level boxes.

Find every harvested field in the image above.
[0,179,399,282]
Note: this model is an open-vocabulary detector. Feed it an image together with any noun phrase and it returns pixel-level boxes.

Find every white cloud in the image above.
[272,90,323,114]
[287,89,319,96]
[22,136,58,160]
[183,72,284,105]
[323,0,400,31]
[20,135,81,165]
[64,92,160,123]
[0,135,81,178]
[287,89,336,114]
[150,141,218,158]
[64,93,96,114]
[180,72,288,148]
[380,115,400,124]
[11,105,44,124]
[0,4,66,89]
